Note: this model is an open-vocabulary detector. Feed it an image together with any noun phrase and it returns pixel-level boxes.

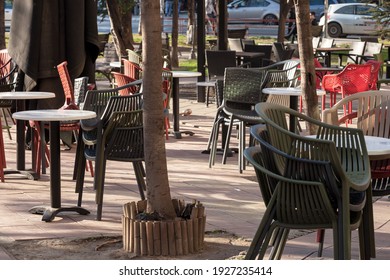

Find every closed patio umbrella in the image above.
[8,0,100,109]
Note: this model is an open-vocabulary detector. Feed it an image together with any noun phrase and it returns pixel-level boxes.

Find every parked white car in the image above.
[322,3,383,38]
[227,0,280,25]
[309,0,358,22]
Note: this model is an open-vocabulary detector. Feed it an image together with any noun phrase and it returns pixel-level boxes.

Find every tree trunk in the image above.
[171,0,179,68]
[141,0,176,219]
[278,0,294,42]
[106,0,136,57]
[295,0,320,133]
[0,0,5,49]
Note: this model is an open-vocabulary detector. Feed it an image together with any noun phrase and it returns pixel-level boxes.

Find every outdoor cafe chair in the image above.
[244,141,364,260]
[322,63,372,114]
[245,132,361,260]
[202,50,250,107]
[255,102,373,259]
[334,41,366,66]
[207,61,296,170]
[75,89,144,221]
[323,90,390,198]
[111,71,137,95]
[73,80,142,182]
[0,56,18,140]
[219,67,267,173]
[86,110,145,221]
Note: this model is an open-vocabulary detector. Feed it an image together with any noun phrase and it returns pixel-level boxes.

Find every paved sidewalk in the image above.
[0,78,389,260]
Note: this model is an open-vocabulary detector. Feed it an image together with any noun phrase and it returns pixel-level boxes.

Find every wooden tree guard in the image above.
[122,199,206,256]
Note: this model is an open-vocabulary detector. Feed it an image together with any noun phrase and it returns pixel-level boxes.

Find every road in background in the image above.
[97,15,279,37]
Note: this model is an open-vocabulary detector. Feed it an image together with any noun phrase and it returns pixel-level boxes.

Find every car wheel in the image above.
[263,14,278,25]
[327,22,343,38]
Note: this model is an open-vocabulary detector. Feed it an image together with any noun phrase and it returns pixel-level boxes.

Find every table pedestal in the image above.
[171,76,195,139]
[30,121,89,221]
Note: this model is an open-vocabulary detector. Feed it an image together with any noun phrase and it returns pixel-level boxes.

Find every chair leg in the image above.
[133,161,146,200]
[222,117,235,164]
[317,229,325,257]
[1,108,12,140]
[0,119,5,182]
[95,156,107,221]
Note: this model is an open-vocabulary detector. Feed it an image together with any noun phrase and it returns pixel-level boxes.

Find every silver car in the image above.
[324,3,382,38]
[227,0,280,25]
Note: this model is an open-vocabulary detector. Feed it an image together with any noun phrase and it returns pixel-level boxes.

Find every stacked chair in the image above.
[247,102,373,259]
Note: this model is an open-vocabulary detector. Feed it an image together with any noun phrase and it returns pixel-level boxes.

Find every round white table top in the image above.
[363,136,390,156]
[307,135,390,157]
[13,109,96,122]
[262,87,326,96]
[0,91,55,100]
[171,70,202,78]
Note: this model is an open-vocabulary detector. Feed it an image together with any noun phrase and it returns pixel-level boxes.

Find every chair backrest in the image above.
[263,59,300,89]
[322,63,372,95]
[227,28,247,39]
[241,39,255,49]
[365,60,382,90]
[73,76,89,108]
[104,110,144,162]
[122,58,143,80]
[82,80,143,122]
[345,41,366,64]
[322,90,390,196]
[126,49,142,65]
[312,37,321,49]
[319,38,334,48]
[363,42,383,59]
[228,38,244,52]
[56,61,74,104]
[101,93,143,126]
[272,42,294,62]
[246,133,339,212]
[223,67,266,106]
[245,44,273,67]
[111,72,138,95]
[205,50,237,80]
[0,49,12,73]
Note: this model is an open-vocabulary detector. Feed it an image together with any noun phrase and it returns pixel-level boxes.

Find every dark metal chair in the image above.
[255,102,373,259]
[74,86,144,220]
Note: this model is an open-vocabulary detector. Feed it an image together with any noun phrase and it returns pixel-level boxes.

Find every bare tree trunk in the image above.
[171,0,179,68]
[295,0,320,133]
[0,0,5,49]
[277,0,294,42]
[106,0,136,57]
[141,0,176,219]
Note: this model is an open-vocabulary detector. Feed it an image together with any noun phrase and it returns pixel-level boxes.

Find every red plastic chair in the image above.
[322,63,372,116]
[111,71,138,95]
[365,60,382,90]
[122,59,143,80]
[30,61,94,177]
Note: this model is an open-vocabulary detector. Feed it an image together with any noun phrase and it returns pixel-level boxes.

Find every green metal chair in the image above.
[323,90,390,197]
[255,102,373,259]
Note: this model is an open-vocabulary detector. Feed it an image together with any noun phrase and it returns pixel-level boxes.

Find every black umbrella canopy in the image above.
[8,0,100,109]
